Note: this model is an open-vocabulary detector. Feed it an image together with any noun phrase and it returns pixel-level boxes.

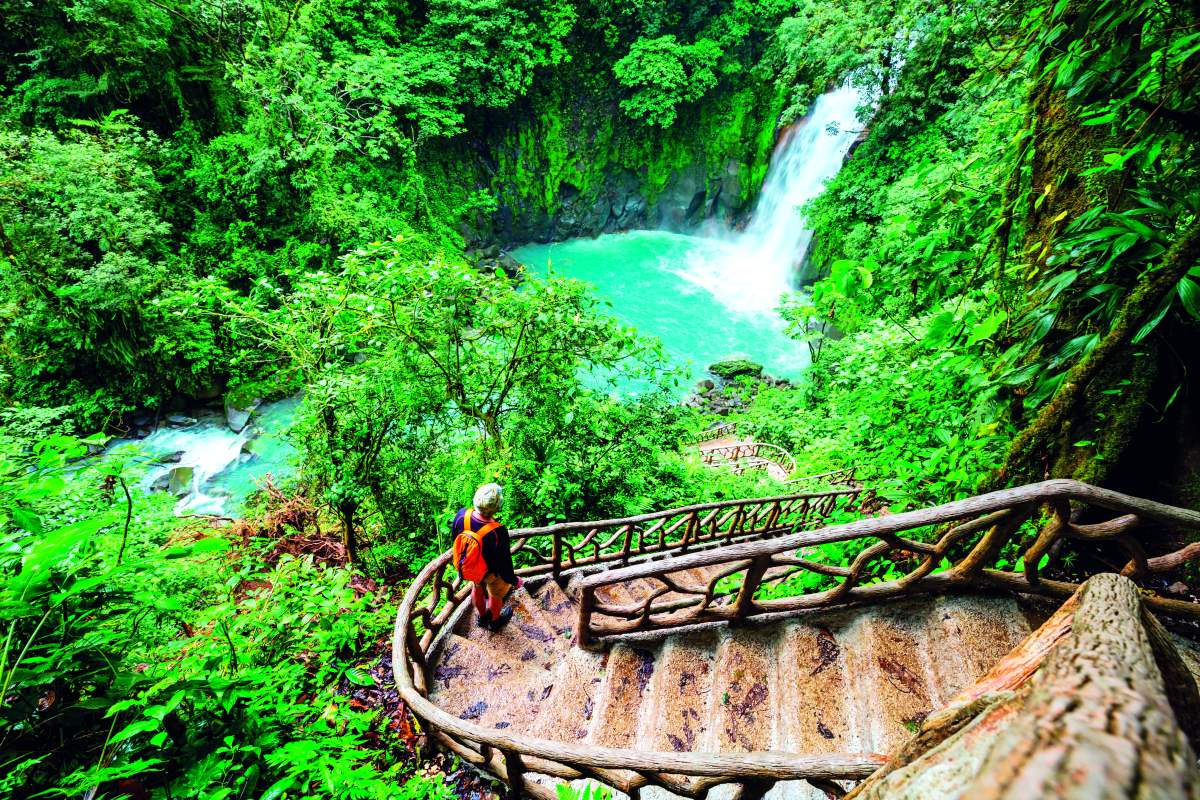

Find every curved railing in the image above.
[575,480,1200,645]
[392,488,885,800]
[393,480,1200,799]
[700,441,798,478]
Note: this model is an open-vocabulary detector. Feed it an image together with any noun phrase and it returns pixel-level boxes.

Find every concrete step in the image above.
[428,635,554,734]
[526,646,608,742]
[458,587,566,672]
[638,631,719,753]
[588,643,659,748]
[708,630,777,753]
[842,603,938,754]
[776,616,864,754]
[923,593,1031,701]
[530,578,578,640]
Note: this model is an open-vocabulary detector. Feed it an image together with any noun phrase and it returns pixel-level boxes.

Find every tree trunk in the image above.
[849,574,1200,799]
[987,220,1200,489]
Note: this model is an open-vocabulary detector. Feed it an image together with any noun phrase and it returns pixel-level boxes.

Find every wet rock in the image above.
[497,253,523,278]
[167,465,194,496]
[697,379,715,393]
[166,413,198,427]
[155,450,186,465]
[708,359,764,380]
[225,395,260,433]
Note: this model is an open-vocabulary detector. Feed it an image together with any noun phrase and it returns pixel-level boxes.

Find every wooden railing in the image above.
[392,487,885,800]
[393,480,1200,800]
[505,487,877,582]
[686,421,738,444]
[786,465,861,488]
[574,480,1200,647]
[699,441,798,478]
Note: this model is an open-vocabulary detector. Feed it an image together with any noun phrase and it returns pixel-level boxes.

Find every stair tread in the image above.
[532,579,579,640]
[844,605,936,754]
[429,634,555,733]
[925,594,1032,701]
[459,587,565,671]
[526,647,607,742]
[639,632,719,753]
[588,644,658,748]
[709,631,776,752]
[777,618,861,754]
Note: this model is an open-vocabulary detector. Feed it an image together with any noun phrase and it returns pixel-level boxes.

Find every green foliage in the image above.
[744,311,1013,505]
[0,115,224,425]
[614,35,723,127]
[0,432,452,798]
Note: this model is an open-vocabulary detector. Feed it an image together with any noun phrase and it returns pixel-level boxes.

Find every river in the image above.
[106,87,861,516]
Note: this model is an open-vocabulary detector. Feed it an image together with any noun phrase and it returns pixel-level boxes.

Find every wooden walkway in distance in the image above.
[692,422,796,481]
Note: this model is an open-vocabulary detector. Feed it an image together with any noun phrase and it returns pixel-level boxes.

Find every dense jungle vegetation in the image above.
[1,0,1199,797]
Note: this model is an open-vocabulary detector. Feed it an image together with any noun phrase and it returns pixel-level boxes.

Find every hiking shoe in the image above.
[476,611,490,628]
[487,606,514,632]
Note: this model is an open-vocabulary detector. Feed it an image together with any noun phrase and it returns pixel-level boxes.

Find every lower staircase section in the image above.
[427,574,1035,797]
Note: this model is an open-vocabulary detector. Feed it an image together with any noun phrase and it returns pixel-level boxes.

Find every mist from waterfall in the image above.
[674,85,862,317]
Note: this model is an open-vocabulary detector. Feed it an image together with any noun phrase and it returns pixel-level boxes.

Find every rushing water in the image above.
[515,85,863,385]
[107,88,861,513]
[105,396,299,516]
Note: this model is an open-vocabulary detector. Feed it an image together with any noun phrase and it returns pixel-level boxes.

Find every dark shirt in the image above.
[451,507,517,584]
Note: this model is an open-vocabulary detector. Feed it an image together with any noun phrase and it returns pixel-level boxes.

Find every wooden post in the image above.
[551,530,562,583]
[575,586,597,650]
[733,556,771,619]
[502,749,525,800]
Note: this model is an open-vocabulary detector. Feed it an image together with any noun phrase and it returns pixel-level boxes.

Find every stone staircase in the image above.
[427,571,1037,797]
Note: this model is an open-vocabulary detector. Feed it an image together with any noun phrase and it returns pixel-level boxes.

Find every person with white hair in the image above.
[450,482,521,631]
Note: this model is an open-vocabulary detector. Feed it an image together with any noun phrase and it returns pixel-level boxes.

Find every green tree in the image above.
[613,35,723,126]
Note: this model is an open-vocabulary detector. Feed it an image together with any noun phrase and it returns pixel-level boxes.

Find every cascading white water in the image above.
[104,396,299,515]
[675,85,862,317]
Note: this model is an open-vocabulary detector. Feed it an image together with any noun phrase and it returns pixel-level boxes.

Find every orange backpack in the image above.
[452,508,499,583]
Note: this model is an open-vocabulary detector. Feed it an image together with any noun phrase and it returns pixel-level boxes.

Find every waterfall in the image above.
[675,85,862,317]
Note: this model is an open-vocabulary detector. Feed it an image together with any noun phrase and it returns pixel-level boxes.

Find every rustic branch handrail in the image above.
[573,479,1200,646]
[699,441,798,478]
[685,421,738,444]
[394,479,1200,799]
[787,466,861,487]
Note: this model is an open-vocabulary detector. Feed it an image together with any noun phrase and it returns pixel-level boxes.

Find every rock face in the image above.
[489,163,751,246]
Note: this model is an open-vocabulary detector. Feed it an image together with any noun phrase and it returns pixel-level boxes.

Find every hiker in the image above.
[451,483,520,631]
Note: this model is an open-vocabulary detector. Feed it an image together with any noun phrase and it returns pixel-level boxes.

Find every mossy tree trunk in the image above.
[985,0,1180,491]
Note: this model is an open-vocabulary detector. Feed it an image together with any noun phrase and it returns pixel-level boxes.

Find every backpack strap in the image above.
[462,508,500,542]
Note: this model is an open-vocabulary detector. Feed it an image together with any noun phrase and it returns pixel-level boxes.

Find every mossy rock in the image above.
[708,359,764,380]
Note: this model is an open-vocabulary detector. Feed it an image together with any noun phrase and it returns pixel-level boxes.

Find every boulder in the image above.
[155,450,186,465]
[167,465,194,496]
[708,359,764,380]
[166,413,198,427]
[697,379,715,393]
[225,395,261,433]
